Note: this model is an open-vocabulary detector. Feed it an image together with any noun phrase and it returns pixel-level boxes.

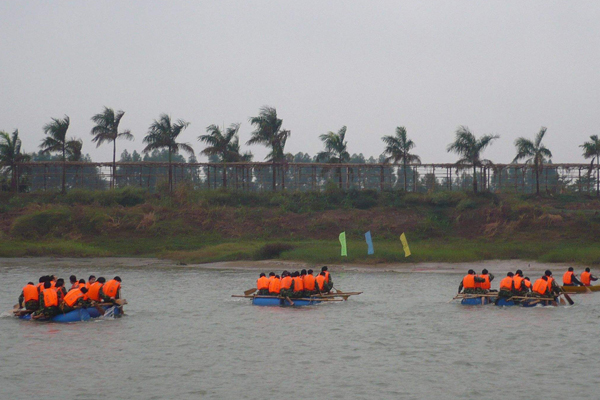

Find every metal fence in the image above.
[9,161,600,194]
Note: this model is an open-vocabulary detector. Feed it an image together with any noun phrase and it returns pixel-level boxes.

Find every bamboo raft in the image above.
[232,291,362,307]
[451,293,565,307]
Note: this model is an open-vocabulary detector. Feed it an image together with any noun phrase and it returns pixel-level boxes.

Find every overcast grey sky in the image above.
[1,1,599,164]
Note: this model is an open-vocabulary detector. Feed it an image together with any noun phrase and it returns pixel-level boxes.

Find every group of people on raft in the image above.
[459,267,598,299]
[16,274,123,319]
[255,267,334,298]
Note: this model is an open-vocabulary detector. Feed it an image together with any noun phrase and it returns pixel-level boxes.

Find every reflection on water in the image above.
[1,261,600,400]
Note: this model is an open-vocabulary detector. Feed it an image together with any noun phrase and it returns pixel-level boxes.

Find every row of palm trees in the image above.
[3,104,600,195]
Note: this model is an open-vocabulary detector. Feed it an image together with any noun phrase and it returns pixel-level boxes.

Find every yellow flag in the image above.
[400,233,411,257]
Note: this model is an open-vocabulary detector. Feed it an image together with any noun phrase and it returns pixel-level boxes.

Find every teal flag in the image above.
[339,232,347,256]
[365,231,374,255]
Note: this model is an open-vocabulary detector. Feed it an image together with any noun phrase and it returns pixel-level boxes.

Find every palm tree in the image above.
[247,106,291,190]
[40,115,80,193]
[447,126,499,193]
[143,114,194,192]
[317,126,350,188]
[199,123,253,187]
[0,129,29,192]
[513,127,552,195]
[381,126,421,191]
[90,107,134,189]
[580,135,600,196]
[66,138,83,161]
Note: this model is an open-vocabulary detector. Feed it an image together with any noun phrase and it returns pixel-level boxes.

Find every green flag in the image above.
[400,233,411,257]
[339,232,347,256]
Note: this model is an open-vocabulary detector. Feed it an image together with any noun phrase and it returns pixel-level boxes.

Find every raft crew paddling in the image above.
[256,267,333,298]
[16,274,123,319]
[459,267,596,302]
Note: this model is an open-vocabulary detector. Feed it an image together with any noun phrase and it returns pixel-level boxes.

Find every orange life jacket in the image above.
[581,271,591,286]
[268,276,275,284]
[293,277,304,292]
[281,276,292,290]
[533,279,548,295]
[42,288,59,307]
[103,280,121,298]
[50,281,56,288]
[324,271,330,282]
[316,275,326,290]
[23,284,39,302]
[269,278,281,294]
[523,279,532,289]
[500,276,513,290]
[513,276,524,291]
[476,274,491,290]
[547,276,555,289]
[303,275,316,291]
[63,288,84,307]
[462,274,476,289]
[37,283,44,292]
[257,276,270,290]
[563,271,573,285]
[87,282,104,302]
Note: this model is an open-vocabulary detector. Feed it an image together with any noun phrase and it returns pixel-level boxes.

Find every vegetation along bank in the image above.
[2,187,600,266]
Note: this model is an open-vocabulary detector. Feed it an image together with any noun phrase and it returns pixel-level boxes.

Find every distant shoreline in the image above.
[0,257,579,275]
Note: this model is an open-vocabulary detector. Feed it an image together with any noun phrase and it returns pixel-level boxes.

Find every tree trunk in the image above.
[11,165,17,192]
[338,166,342,188]
[403,161,408,191]
[281,164,285,190]
[62,145,66,194]
[472,165,478,193]
[168,148,173,193]
[535,163,540,195]
[272,161,276,191]
[223,164,227,188]
[112,140,116,189]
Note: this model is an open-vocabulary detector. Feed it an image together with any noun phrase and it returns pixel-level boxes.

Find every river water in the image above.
[1,259,599,400]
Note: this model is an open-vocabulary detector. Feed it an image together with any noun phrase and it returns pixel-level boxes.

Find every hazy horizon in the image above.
[2,1,599,164]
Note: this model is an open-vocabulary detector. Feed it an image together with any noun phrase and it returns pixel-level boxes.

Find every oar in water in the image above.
[244,288,257,296]
[559,288,574,305]
[285,297,294,306]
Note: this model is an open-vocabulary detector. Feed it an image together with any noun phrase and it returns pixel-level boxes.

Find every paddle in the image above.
[559,288,574,305]
[244,288,257,296]
[285,297,294,306]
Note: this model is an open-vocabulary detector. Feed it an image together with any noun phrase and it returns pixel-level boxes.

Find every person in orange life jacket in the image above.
[268,275,281,295]
[69,275,78,290]
[580,268,599,286]
[36,276,48,293]
[257,273,270,295]
[303,269,317,295]
[544,270,560,296]
[18,282,39,311]
[55,278,67,303]
[522,277,533,292]
[315,272,327,293]
[321,266,333,292]
[87,277,106,302]
[267,272,276,285]
[100,276,122,304]
[532,275,551,297]
[458,270,486,294]
[475,269,495,293]
[497,272,515,299]
[291,271,305,298]
[279,271,294,298]
[32,281,60,319]
[87,275,96,289]
[512,270,528,295]
[61,286,91,313]
[562,267,582,286]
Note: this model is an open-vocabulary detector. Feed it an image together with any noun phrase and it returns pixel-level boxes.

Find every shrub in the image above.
[253,243,295,260]
[11,207,73,239]
[428,191,466,207]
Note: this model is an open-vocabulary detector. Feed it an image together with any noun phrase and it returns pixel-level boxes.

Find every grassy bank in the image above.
[2,187,600,265]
